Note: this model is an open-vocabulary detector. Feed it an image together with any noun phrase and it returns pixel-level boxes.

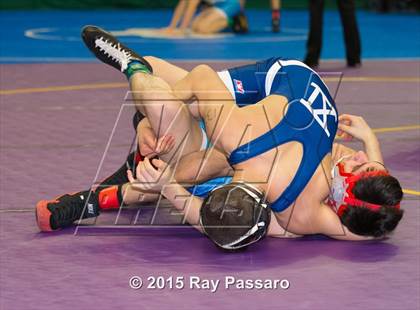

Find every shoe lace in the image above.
[95,37,133,72]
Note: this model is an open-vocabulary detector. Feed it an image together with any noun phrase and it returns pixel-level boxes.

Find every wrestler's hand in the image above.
[159,27,185,36]
[155,134,176,156]
[138,127,175,157]
[159,27,173,34]
[337,114,376,143]
[127,157,174,192]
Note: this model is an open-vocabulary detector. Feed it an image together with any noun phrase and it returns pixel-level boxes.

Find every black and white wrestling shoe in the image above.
[36,190,100,232]
[81,25,153,74]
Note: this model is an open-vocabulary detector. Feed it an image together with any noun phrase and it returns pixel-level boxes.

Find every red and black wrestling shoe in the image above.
[81,25,153,74]
[36,190,100,232]
[232,12,249,34]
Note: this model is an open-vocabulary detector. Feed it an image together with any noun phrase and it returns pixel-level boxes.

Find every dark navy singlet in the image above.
[225,58,338,212]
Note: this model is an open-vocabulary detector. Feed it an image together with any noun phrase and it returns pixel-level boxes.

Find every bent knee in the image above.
[191,19,201,32]
[190,65,218,88]
[192,64,224,94]
[192,64,215,78]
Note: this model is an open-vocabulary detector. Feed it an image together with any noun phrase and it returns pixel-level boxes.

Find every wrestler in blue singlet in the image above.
[201,0,241,22]
[188,58,338,212]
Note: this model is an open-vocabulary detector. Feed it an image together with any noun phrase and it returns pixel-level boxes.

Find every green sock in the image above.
[125,61,151,79]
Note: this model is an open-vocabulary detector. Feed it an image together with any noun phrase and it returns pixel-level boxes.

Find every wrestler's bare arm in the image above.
[138,183,304,237]
[127,158,205,232]
[267,214,303,238]
[161,183,204,232]
[175,149,233,184]
[167,1,188,29]
[137,117,232,183]
[133,179,290,238]
[123,118,232,205]
[179,0,200,30]
[331,142,356,162]
[338,114,384,164]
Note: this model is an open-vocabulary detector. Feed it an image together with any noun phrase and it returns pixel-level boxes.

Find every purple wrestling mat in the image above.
[0,61,419,310]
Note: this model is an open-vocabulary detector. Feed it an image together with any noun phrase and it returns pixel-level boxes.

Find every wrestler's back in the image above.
[226,97,333,233]
[205,57,337,224]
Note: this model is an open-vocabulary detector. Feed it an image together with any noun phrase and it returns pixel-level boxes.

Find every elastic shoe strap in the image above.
[125,61,151,79]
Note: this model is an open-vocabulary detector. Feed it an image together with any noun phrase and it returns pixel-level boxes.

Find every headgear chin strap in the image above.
[330,163,400,217]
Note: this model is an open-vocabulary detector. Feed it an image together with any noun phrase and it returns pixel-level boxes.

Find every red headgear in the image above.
[333,163,400,217]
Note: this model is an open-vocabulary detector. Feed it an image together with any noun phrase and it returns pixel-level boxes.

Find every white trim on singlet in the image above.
[264,61,282,96]
[217,70,236,100]
[279,59,315,71]
[265,59,331,95]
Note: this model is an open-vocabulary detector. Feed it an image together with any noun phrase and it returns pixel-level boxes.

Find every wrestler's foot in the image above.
[232,12,249,34]
[36,190,100,232]
[272,19,280,33]
[81,25,153,75]
[271,10,280,33]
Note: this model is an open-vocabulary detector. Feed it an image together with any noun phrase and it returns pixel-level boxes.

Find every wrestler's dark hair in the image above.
[340,174,404,238]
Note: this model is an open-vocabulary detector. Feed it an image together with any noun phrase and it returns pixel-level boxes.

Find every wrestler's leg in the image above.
[121,183,158,204]
[171,64,242,152]
[143,56,188,87]
[192,8,228,34]
[81,27,218,161]
[129,72,203,163]
[36,115,160,231]
[191,9,213,32]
